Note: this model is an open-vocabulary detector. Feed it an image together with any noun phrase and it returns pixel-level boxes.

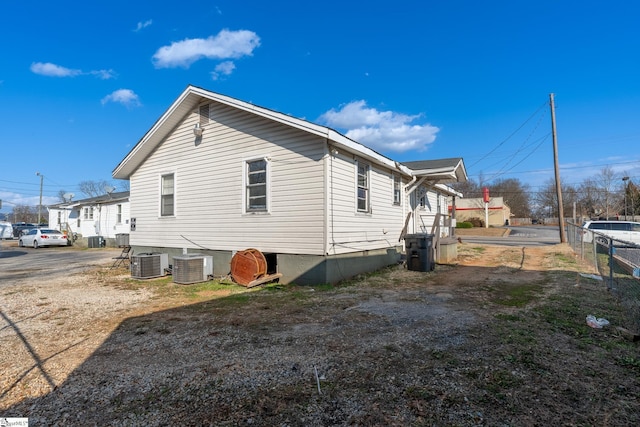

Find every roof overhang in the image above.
[434,183,463,198]
[113,85,415,179]
[407,158,468,184]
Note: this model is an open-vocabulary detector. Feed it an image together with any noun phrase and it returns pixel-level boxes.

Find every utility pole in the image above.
[550,93,566,243]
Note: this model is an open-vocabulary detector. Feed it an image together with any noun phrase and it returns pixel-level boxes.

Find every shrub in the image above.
[456,221,473,229]
[467,217,485,228]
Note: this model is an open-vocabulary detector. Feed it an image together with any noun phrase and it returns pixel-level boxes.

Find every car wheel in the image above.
[18,239,24,247]
[33,240,39,249]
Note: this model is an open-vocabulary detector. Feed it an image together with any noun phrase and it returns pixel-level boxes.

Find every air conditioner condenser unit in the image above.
[130,253,169,279]
[172,254,213,284]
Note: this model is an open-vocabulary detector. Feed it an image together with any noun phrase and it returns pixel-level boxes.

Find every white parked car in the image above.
[581,220,640,245]
[18,228,68,248]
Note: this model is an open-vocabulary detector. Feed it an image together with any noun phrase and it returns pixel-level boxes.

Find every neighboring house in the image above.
[112,85,467,284]
[48,192,130,242]
[451,197,512,227]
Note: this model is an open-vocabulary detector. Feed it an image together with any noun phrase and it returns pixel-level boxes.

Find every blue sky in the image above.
[2,0,640,217]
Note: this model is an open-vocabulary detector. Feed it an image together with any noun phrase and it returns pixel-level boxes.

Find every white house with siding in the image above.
[112,85,466,284]
[48,191,130,244]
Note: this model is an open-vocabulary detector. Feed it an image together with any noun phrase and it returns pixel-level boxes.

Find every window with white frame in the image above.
[116,204,122,224]
[415,186,427,209]
[393,174,401,205]
[357,162,370,212]
[245,158,268,212]
[83,207,94,220]
[161,173,175,216]
[57,211,62,225]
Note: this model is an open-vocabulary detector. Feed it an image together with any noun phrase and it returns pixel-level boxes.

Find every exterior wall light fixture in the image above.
[193,123,204,137]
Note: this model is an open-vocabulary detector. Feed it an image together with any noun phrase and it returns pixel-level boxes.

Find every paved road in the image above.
[0,241,121,286]
[457,226,563,246]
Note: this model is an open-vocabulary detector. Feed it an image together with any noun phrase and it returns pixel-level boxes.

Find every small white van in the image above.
[0,221,14,239]
[581,220,640,245]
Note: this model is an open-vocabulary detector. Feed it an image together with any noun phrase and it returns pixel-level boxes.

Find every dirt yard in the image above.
[1,242,639,426]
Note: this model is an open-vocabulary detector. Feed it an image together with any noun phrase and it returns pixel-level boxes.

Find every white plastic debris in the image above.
[579,273,603,281]
[586,314,610,329]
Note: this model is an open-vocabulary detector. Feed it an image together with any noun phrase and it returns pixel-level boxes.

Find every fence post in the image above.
[592,237,598,273]
[608,237,614,291]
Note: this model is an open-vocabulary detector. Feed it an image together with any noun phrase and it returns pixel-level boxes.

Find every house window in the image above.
[246,159,268,212]
[393,175,401,205]
[161,173,175,216]
[357,162,370,213]
[116,204,122,224]
[57,211,62,225]
[83,207,94,220]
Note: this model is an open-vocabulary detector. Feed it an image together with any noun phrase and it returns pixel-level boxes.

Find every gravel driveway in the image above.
[0,241,121,287]
[2,242,639,426]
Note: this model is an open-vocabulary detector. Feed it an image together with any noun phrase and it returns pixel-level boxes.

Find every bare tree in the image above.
[577,178,599,218]
[593,166,621,219]
[117,180,130,191]
[533,178,576,219]
[57,190,68,203]
[11,204,38,223]
[533,179,557,218]
[489,178,532,217]
[79,180,112,198]
[451,178,481,198]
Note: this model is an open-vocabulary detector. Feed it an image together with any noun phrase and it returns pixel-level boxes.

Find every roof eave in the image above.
[407,158,468,184]
[113,85,416,179]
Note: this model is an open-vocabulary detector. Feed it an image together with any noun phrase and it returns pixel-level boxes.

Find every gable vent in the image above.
[199,104,210,126]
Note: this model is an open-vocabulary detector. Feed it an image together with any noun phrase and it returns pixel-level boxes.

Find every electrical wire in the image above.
[468,101,548,169]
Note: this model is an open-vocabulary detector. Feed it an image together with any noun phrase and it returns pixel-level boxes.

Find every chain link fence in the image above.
[567,221,640,333]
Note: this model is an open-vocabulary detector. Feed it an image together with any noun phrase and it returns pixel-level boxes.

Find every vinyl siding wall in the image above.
[410,188,451,236]
[326,150,406,255]
[129,101,326,255]
[48,201,130,239]
[98,202,131,237]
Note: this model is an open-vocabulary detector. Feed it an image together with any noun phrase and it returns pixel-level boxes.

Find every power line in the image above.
[468,101,548,169]
[484,133,551,181]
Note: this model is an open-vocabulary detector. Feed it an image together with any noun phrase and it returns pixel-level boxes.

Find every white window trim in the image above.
[159,172,177,218]
[355,161,371,214]
[116,204,122,224]
[415,186,427,210]
[242,156,271,214]
[392,174,402,206]
[84,206,94,220]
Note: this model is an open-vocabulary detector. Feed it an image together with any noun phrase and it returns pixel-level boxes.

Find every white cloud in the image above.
[319,101,440,153]
[31,62,116,79]
[211,61,236,80]
[0,191,58,212]
[90,69,116,80]
[101,89,141,108]
[30,62,82,77]
[152,29,260,68]
[134,19,153,32]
